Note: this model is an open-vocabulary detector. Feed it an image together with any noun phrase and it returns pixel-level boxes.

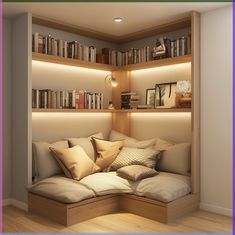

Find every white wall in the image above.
[3,18,12,200]
[200,5,232,216]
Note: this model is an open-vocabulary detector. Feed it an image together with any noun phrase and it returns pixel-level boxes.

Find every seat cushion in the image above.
[133,172,191,203]
[27,175,95,203]
[80,172,135,196]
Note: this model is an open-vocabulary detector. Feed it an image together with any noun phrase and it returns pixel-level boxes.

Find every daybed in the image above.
[28,130,199,226]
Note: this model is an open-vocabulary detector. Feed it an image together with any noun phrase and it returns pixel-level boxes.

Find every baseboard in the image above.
[200,202,232,217]
[3,198,28,211]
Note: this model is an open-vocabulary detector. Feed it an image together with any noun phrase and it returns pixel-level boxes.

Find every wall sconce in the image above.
[105,74,118,88]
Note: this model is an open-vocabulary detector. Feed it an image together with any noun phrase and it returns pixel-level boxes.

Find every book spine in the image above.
[63,41,68,58]
[34,32,39,53]
[58,40,63,57]
[75,91,79,109]
[72,90,76,108]
[100,93,103,109]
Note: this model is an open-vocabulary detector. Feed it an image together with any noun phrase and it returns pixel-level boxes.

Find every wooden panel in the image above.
[167,193,200,222]
[191,11,200,194]
[67,195,119,226]
[28,193,68,226]
[112,112,130,136]
[119,194,167,223]
[32,15,118,43]
[32,53,116,71]
[123,54,191,71]
[32,108,115,113]
[112,70,130,109]
[117,108,191,113]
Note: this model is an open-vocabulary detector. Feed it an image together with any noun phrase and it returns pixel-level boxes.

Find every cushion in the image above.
[50,145,100,181]
[80,172,134,196]
[111,147,159,170]
[92,138,123,171]
[155,138,175,151]
[66,132,104,161]
[109,130,155,149]
[27,175,95,203]
[158,143,191,176]
[33,140,69,182]
[134,172,191,203]
[117,165,159,181]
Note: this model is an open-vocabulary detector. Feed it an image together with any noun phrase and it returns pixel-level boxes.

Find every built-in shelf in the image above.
[32,53,117,71]
[32,108,191,113]
[32,52,191,72]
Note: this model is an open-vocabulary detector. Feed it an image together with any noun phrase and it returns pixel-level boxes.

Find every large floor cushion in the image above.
[27,176,95,203]
[133,172,191,203]
[80,172,135,196]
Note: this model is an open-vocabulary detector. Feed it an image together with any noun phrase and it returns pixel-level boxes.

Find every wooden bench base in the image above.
[28,193,199,226]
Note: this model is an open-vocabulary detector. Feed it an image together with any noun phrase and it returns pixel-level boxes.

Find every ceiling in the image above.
[3,2,230,37]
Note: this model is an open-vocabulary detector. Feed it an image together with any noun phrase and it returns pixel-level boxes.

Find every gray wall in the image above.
[3,18,12,200]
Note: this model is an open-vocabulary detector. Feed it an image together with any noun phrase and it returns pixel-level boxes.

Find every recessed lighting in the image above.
[114,17,123,23]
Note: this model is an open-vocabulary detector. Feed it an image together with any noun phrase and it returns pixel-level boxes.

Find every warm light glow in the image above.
[131,112,191,118]
[114,17,123,23]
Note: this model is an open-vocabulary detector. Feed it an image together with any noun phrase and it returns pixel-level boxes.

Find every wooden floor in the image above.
[3,206,232,233]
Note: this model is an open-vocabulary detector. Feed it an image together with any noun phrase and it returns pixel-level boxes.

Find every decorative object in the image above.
[154,82,177,108]
[175,80,192,108]
[104,74,118,87]
[145,88,156,108]
[108,101,115,109]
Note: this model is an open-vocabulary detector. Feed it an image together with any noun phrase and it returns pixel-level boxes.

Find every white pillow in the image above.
[111,147,159,170]
[33,140,69,182]
[109,130,155,149]
[65,132,104,161]
[158,143,191,176]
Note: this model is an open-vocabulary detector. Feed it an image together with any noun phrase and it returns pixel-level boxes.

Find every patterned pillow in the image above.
[111,147,160,170]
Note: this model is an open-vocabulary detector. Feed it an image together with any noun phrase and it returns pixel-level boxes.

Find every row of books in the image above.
[32,89,104,109]
[121,91,140,109]
[98,47,151,66]
[32,32,97,62]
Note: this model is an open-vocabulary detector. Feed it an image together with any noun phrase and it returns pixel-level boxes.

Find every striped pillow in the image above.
[111,147,160,171]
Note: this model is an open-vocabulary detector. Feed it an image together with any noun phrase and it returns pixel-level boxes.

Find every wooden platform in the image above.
[28,193,199,226]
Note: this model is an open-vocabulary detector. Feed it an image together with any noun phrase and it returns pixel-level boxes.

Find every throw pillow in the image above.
[158,143,191,176]
[117,165,159,181]
[111,147,160,170]
[50,145,100,181]
[33,140,69,182]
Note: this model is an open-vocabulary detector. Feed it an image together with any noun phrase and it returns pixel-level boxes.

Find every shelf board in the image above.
[122,54,191,71]
[32,108,191,113]
[32,52,191,72]
[32,53,117,71]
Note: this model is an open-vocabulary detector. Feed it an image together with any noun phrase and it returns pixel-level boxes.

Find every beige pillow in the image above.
[65,132,104,161]
[117,165,159,181]
[111,147,159,170]
[109,130,155,149]
[155,138,175,151]
[33,140,69,181]
[158,143,191,176]
[92,137,123,171]
[50,145,100,181]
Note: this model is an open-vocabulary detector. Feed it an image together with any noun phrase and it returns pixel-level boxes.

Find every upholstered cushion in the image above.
[158,143,191,176]
[111,147,159,170]
[27,175,95,203]
[33,140,69,182]
[134,171,191,203]
[109,130,155,149]
[92,138,123,171]
[66,132,104,161]
[80,172,134,196]
[117,165,159,181]
[50,145,100,181]
[155,138,175,151]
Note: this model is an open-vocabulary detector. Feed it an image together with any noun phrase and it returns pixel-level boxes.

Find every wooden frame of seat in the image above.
[28,192,199,226]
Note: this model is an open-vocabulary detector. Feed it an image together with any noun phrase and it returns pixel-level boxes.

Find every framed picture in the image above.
[145,88,156,108]
[155,82,177,108]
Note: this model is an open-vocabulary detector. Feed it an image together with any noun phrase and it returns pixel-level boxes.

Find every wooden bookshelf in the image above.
[32,108,191,113]
[122,54,191,71]
[32,52,191,72]
[32,52,117,71]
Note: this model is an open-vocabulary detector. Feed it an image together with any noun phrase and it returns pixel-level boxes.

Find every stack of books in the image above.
[98,46,150,66]
[32,32,97,63]
[32,89,104,109]
[121,91,140,109]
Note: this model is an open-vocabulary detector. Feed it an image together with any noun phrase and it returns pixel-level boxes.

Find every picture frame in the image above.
[145,88,156,108]
[155,82,177,108]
